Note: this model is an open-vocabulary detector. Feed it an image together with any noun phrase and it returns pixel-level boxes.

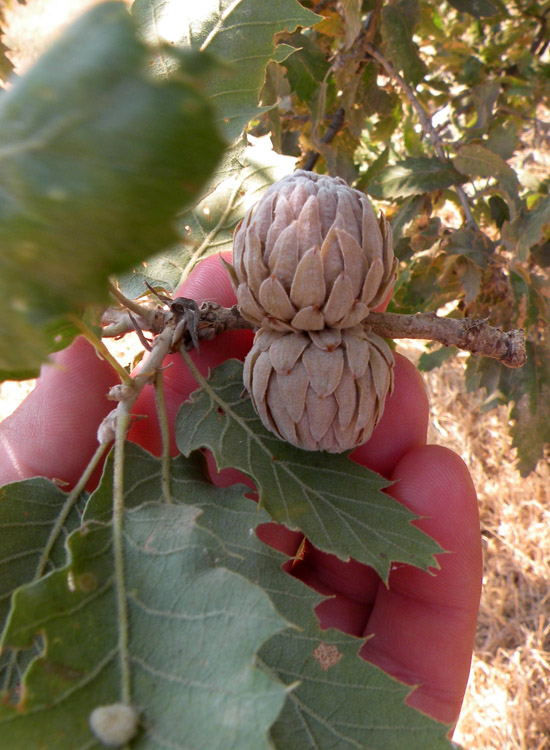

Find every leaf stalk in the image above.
[154,370,173,503]
[112,400,132,705]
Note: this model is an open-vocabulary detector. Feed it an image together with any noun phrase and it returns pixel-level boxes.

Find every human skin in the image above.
[0,253,482,732]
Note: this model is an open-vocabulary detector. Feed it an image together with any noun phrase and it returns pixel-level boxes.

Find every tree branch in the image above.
[302,105,346,171]
[102,300,527,369]
[363,42,478,230]
[365,311,526,369]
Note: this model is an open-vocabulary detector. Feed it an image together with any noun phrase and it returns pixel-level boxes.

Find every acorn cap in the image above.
[227,170,397,332]
[243,325,394,452]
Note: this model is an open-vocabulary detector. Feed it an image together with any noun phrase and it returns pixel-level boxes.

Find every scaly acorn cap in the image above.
[243,325,394,452]
[226,170,397,332]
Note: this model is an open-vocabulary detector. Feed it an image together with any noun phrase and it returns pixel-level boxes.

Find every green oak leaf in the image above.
[281,29,332,107]
[87,445,455,749]
[132,0,321,142]
[194,484,454,750]
[447,0,499,17]
[120,135,296,296]
[380,0,428,86]
[418,346,458,372]
[0,41,13,84]
[90,446,453,749]
[504,341,550,476]
[0,496,288,749]
[501,195,550,262]
[453,143,522,214]
[0,1,225,376]
[0,479,87,700]
[0,479,85,633]
[368,157,466,199]
[175,359,443,581]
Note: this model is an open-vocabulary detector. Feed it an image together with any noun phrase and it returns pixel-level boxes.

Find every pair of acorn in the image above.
[224,170,397,453]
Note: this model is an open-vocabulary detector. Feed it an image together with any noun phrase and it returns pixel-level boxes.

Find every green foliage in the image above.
[0,449,288,749]
[0,443,452,749]
[380,0,427,85]
[368,156,466,198]
[132,0,321,142]
[0,2,225,377]
[418,345,459,371]
[258,0,550,474]
[175,359,443,580]
[0,479,85,630]
[2,0,550,746]
[120,137,297,296]
[0,1,14,84]
[186,452,452,750]
[121,0,318,293]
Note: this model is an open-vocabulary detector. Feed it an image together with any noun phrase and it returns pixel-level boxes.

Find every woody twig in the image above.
[102,295,527,369]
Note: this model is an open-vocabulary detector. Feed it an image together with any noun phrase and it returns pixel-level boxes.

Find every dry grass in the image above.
[398,340,550,750]
[2,2,550,747]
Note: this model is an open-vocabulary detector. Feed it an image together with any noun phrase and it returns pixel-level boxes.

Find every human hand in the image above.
[0,253,482,732]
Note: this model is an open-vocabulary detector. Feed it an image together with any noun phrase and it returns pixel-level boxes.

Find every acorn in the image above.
[225,170,396,332]
[243,325,394,452]
[225,170,397,452]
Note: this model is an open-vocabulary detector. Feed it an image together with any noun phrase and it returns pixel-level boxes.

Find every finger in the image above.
[286,539,380,636]
[0,337,119,487]
[360,444,482,726]
[350,351,429,477]
[269,349,430,622]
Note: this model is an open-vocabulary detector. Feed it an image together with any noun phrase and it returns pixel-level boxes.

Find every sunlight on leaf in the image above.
[121,135,296,295]
[133,0,321,142]
[368,157,466,199]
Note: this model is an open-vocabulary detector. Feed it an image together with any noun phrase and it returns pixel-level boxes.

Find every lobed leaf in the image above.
[120,135,297,296]
[418,346,458,372]
[132,0,321,142]
[282,29,332,107]
[175,359,443,581]
[380,0,428,86]
[0,40,13,84]
[0,479,84,633]
[368,156,466,199]
[166,450,454,750]
[0,2,225,377]
[503,336,550,477]
[0,438,452,749]
[0,4,14,84]
[0,478,87,700]
[501,195,550,262]
[442,227,494,267]
[509,382,550,476]
[340,0,362,49]
[446,0,499,17]
[88,446,454,749]
[0,484,288,749]
[453,143,522,213]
